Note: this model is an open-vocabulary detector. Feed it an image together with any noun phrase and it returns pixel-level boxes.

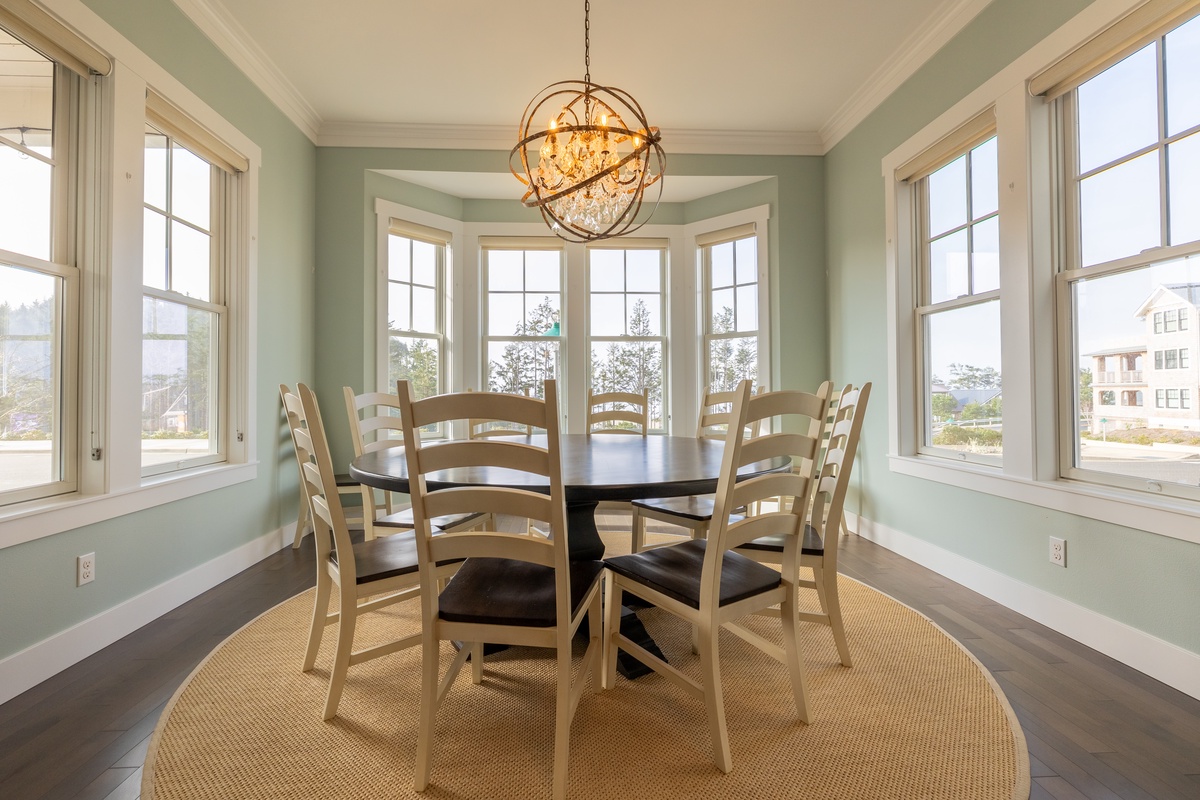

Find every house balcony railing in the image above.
[1095,370,1143,384]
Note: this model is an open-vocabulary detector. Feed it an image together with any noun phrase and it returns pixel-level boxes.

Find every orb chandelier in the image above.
[509,0,665,243]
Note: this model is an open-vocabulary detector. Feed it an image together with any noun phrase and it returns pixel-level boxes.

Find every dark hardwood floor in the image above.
[2,516,1197,799]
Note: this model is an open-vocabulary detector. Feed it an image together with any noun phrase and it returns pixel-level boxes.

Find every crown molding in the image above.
[820,0,995,152]
[169,0,322,143]
[318,121,823,156]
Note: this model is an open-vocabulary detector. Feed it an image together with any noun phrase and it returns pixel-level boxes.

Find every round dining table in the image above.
[348,433,791,561]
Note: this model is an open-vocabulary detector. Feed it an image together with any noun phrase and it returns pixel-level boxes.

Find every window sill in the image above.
[0,461,259,550]
[888,454,1200,546]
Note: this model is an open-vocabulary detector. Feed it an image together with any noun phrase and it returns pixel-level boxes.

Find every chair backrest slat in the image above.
[587,387,649,435]
[806,383,871,569]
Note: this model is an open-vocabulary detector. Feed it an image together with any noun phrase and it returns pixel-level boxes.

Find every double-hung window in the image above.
[481,240,562,399]
[587,241,667,429]
[700,225,760,393]
[1058,12,1200,495]
[0,26,81,505]
[915,134,1001,463]
[386,222,448,401]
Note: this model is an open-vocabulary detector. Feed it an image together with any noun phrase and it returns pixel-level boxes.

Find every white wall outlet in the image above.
[77,553,95,586]
[1049,536,1066,567]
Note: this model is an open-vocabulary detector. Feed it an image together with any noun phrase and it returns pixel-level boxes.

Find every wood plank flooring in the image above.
[1,516,1196,799]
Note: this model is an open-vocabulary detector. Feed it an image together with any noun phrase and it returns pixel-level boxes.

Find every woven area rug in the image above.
[143,541,1028,800]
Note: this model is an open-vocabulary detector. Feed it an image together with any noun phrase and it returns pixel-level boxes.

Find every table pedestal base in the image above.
[615,606,667,679]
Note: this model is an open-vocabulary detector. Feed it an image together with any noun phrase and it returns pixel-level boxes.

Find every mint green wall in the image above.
[826,0,1199,652]
[314,149,826,470]
[0,0,316,658]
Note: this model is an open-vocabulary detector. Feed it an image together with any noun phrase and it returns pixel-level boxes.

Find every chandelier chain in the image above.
[583,0,591,83]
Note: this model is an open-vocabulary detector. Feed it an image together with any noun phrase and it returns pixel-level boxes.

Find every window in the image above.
[916,135,1001,461]
[1063,13,1200,494]
[1100,391,1116,406]
[0,28,78,505]
[482,243,562,399]
[701,227,759,393]
[141,122,229,475]
[386,223,447,401]
[587,243,667,429]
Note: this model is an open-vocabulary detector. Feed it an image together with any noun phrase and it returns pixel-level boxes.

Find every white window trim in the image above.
[0,0,260,550]
[882,0,1200,547]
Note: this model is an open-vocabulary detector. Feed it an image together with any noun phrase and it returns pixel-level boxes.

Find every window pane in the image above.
[589,250,624,290]
[971,138,999,218]
[412,240,436,286]
[488,292,523,335]
[388,335,439,400]
[707,336,757,393]
[525,251,560,291]
[0,263,60,492]
[711,242,734,287]
[928,154,967,237]
[1072,256,1200,486]
[625,250,660,291]
[1080,150,1161,266]
[929,229,969,304]
[170,144,210,231]
[142,297,218,468]
[1169,132,1200,245]
[926,301,1002,456]
[1165,16,1200,136]
[0,31,53,150]
[487,250,523,289]
[628,294,660,336]
[487,340,559,393]
[144,130,168,211]
[735,285,757,332]
[735,238,756,284]
[143,208,167,290]
[170,221,211,301]
[1078,45,1158,173]
[0,146,52,261]
[590,341,664,428]
[412,286,436,332]
[711,288,735,332]
[972,215,1000,294]
[590,294,624,335]
[388,236,411,282]
[388,282,411,330]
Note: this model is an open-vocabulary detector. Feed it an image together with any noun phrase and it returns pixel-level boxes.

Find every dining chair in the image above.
[344,387,487,539]
[628,384,786,553]
[397,379,604,800]
[287,387,359,549]
[734,382,871,667]
[603,380,831,773]
[281,383,459,721]
[586,387,649,435]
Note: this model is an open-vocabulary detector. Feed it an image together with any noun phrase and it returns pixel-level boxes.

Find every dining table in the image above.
[348,432,791,677]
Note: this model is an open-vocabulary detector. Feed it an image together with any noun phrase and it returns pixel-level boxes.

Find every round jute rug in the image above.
[143,566,1028,800]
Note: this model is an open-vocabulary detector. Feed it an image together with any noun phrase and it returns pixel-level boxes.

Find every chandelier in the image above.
[509,0,665,243]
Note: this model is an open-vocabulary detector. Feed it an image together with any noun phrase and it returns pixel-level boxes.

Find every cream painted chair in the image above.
[288,386,358,548]
[281,383,459,721]
[586,387,649,435]
[628,384,783,552]
[397,379,604,800]
[343,387,486,539]
[735,382,871,667]
[603,380,831,773]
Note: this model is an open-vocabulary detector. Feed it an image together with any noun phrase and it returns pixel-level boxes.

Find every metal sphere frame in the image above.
[509,82,665,243]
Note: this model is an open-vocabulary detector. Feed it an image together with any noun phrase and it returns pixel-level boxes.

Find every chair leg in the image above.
[698,622,732,774]
[322,590,356,721]
[302,569,331,673]
[414,629,440,792]
[631,508,646,553]
[780,585,813,723]
[816,565,852,667]
[602,573,622,689]
[552,639,573,800]
[470,641,483,684]
[359,486,376,541]
[292,494,308,549]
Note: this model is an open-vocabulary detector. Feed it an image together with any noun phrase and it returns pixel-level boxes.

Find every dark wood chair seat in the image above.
[736,524,825,557]
[439,557,605,627]
[605,539,782,609]
[374,508,487,532]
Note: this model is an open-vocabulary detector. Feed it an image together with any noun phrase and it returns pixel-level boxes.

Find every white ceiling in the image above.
[173,0,995,199]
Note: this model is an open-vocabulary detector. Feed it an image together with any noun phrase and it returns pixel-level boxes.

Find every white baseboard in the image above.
[849,513,1200,701]
[0,525,288,706]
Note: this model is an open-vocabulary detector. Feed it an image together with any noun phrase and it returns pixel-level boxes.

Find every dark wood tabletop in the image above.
[349,433,790,561]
